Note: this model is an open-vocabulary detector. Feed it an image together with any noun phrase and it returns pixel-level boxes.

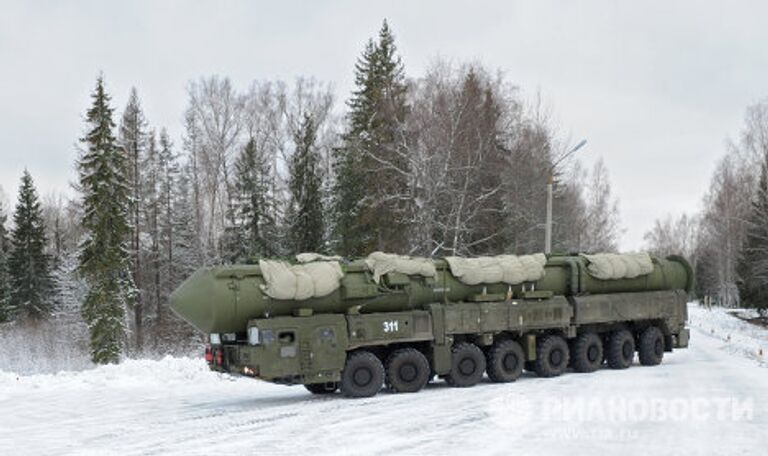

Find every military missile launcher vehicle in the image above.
[170,252,692,397]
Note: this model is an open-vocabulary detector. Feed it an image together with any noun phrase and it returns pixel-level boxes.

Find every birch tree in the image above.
[579,158,621,252]
[185,77,244,260]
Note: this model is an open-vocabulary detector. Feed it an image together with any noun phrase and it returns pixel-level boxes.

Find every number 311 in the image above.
[383,320,399,332]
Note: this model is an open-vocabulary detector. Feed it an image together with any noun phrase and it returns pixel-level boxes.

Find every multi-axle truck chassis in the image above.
[172,254,691,397]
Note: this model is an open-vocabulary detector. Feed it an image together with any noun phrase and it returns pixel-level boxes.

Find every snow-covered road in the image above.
[2,304,767,456]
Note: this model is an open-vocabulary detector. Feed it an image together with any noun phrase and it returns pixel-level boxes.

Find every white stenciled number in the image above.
[383,320,399,333]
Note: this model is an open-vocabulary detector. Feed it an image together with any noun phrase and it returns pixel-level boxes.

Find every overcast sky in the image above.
[1,1,767,249]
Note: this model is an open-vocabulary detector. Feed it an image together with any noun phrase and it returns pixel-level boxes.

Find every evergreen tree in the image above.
[141,131,161,339]
[0,201,12,322]
[333,20,410,255]
[8,170,55,320]
[222,138,276,262]
[738,148,768,315]
[288,114,325,252]
[154,129,179,341]
[157,129,179,281]
[118,88,149,349]
[172,163,202,280]
[77,76,135,364]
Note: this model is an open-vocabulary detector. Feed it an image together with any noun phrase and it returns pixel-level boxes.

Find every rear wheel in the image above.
[638,326,665,366]
[487,340,525,383]
[304,382,339,395]
[386,348,431,393]
[535,335,569,377]
[571,333,604,373]
[446,342,486,387]
[607,329,635,369]
[340,350,384,398]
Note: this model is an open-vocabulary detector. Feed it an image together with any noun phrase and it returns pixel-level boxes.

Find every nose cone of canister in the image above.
[170,268,219,333]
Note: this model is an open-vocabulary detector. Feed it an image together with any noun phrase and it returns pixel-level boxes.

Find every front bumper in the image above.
[207,344,341,385]
[209,344,262,378]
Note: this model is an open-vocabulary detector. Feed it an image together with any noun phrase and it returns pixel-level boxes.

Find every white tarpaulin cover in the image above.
[258,259,344,300]
[295,253,344,263]
[582,252,654,280]
[445,254,547,285]
[364,251,437,284]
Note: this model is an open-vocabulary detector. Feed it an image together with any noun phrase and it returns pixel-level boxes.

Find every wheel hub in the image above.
[459,357,476,376]
[502,353,518,371]
[550,348,563,366]
[399,363,418,382]
[587,345,599,362]
[353,367,372,386]
[622,341,633,359]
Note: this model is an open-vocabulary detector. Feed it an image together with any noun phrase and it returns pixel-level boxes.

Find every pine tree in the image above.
[333,20,410,255]
[77,76,135,364]
[738,148,768,315]
[288,114,325,252]
[8,170,55,320]
[222,138,276,262]
[118,87,149,349]
[0,201,12,322]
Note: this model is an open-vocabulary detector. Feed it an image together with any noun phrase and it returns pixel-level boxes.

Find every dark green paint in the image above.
[171,254,692,386]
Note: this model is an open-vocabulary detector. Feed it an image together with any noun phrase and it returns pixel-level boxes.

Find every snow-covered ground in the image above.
[1,303,767,456]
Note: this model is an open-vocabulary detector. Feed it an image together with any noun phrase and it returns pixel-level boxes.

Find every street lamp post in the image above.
[545,139,587,254]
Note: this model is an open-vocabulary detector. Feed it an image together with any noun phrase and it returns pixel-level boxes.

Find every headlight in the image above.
[209,333,221,345]
[248,327,260,346]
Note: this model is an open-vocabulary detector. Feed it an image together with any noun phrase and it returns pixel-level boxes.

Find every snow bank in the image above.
[0,356,223,393]
[688,303,768,367]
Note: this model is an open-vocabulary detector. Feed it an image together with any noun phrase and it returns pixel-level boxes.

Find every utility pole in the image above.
[545,139,587,254]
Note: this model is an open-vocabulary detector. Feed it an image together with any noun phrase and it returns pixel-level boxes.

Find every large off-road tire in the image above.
[534,335,570,377]
[386,348,431,393]
[571,333,604,373]
[487,340,525,383]
[607,329,635,369]
[446,342,486,387]
[340,350,384,398]
[304,382,339,395]
[638,326,665,366]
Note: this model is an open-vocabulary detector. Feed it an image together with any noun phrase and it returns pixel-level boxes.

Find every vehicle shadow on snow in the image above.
[196,357,684,411]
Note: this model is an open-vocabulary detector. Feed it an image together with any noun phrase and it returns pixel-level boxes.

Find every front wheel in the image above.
[340,350,384,398]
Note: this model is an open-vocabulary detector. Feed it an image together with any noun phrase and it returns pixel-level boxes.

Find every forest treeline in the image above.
[644,100,768,315]
[4,21,701,367]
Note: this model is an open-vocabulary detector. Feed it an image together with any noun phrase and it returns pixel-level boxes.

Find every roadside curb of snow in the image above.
[0,356,233,392]
[688,303,768,367]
